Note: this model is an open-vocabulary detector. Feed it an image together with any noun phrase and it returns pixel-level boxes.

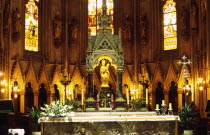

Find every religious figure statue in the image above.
[139,16,147,40]
[69,16,79,44]
[100,59,110,87]
[180,7,189,35]
[201,0,207,22]
[191,0,198,30]
[53,15,63,47]
[123,15,133,41]
[13,8,21,41]
[54,84,60,101]
[3,0,11,38]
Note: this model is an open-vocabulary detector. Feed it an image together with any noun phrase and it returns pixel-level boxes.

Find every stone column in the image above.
[87,72,93,97]
[85,71,95,109]
[117,71,123,97]
[177,88,183,109]
[115,71,125,110]
[33,90,39,108]
[19,90,25,113]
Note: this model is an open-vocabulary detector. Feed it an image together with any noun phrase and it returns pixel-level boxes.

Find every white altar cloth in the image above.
[39,112,179,123]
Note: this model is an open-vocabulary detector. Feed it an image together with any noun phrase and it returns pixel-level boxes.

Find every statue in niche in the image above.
[123,15,133,41]
[100,59,110,87]
[169,81,178,112]
[180,7,189,35]
[69,16,79,44]
[191,0,198,30]
[54,84,60,101]
[38,83,47,108]
[155,82,164,107]
[3,0,11,37]
[139,15,147,40]
[13,8,21,41]
[25,82,34,112]
[201,0,207,22]
[53,15,63,47]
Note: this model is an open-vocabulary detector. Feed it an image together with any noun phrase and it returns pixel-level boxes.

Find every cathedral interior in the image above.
[0,0,210,134]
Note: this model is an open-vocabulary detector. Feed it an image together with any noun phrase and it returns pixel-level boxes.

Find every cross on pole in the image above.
[177,55,192,106]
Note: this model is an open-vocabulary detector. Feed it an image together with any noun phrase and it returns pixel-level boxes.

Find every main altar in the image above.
[39,112,179,135]
[39,1,179,135]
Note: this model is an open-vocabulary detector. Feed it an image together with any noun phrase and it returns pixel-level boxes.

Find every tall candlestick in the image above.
[169,103,172,110]
[81,89,84,105]
[156,104,159,109]
[126,87,129,105]
[146,88,148,105]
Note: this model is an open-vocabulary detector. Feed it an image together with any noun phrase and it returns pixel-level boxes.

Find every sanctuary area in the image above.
[0,0,210,135]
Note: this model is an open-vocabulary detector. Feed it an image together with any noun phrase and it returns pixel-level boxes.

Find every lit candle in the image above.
[126,87,129,105]
[162,100,165,105]
[81,88,84,105]
[156,104,159,110]
[169,103,172,110]
[146,88,148,105]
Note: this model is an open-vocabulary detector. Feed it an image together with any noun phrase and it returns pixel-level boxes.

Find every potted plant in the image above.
[65,100,81,111]
[29,107,41,135]
[130,98,145,111]
[178,105,197,135]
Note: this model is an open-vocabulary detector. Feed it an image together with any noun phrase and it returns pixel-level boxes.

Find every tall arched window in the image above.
[163,0,177,50]
[25,0,39,52]
[88,0,113,35]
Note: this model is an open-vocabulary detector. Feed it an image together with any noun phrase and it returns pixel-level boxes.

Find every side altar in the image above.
[39,112,179,135]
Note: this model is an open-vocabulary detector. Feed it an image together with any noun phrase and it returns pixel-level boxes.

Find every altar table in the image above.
[39,112,179,135]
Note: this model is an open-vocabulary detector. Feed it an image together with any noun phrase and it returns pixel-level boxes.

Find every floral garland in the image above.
[40,100,73,117]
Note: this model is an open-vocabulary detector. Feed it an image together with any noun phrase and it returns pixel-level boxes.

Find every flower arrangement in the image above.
[40,100,73,117]
[130,98,145,106]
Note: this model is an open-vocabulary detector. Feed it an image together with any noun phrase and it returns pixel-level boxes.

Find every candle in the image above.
[169,103,172,110]
[162,100,165,105]
[142,68,144,76]
[81,89,84,105]
[156,104,159,109]
[146,88,148,105]
[126,87,129,105]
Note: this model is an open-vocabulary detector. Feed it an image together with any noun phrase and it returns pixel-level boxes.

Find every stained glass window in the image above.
[88,0,113,35]
[163,0,177,50]
[25,0,39,52]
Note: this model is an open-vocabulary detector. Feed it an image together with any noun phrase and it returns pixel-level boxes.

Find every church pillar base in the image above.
[85,97,95,111]
[115,97,126,111]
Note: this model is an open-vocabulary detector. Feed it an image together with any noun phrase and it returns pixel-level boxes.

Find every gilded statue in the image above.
[180,7,189,35]
[100,59,110,87]
[13,8,21,33]
[69,16,79,44]
[3,0,11,37]
[139,16,147,40]
[53,16,63,40]
[191,0,198,29]
[123,15,133,41]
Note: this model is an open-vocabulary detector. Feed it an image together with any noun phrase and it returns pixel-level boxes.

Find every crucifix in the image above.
[177,55,192,106]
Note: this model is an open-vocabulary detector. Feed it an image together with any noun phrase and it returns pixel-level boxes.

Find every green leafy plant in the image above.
[131,98,145,106]
[40,100,73,117]
[29,107,41,131]
[178,105,197,130]
[65,100,81,111]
